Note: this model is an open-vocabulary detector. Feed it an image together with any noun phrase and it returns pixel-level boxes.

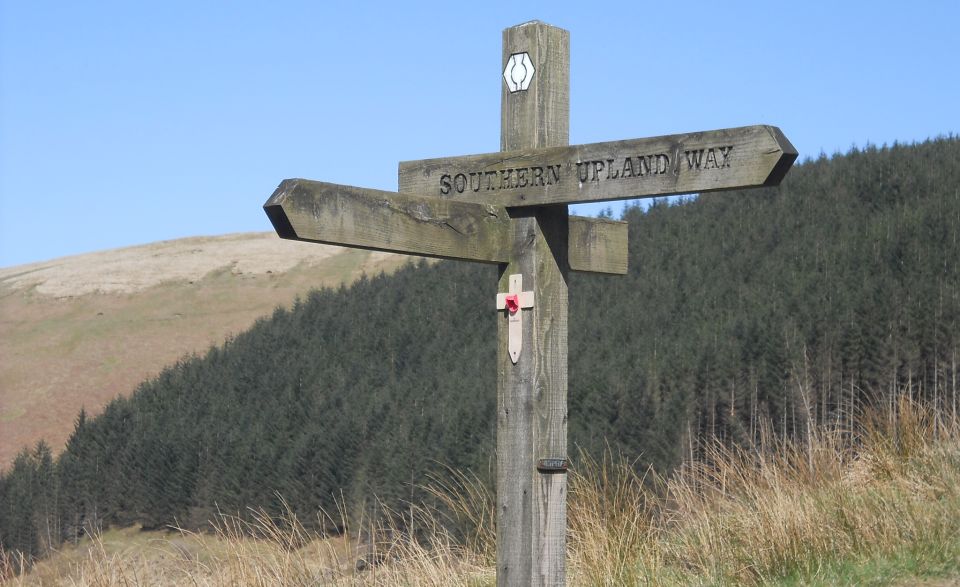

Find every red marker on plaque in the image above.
[496,275,535,364]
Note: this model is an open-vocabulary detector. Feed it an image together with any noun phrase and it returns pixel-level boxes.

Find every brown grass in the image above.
[6,397,960,585]
[6,496,492,587]
[0,234,421,469]
[664,399,960,584]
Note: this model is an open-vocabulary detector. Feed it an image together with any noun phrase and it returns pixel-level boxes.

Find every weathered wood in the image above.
[568,216,628,275]
[399,124,797,207]
[264,178,512,263]
[265,178,625,275]
[496,21,569,587]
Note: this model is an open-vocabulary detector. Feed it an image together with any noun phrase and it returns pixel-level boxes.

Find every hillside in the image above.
[0,233,419,468]
[2,136,959,563]
[11,401,960,585]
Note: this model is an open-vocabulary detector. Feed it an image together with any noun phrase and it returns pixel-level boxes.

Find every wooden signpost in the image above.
[264,21,797,586]
[398,125,796,208]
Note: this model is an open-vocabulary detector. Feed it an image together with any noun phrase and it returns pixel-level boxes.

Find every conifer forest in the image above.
[3,137,959,561]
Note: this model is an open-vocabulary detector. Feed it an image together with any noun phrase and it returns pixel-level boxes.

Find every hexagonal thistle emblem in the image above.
[503,52,535,93]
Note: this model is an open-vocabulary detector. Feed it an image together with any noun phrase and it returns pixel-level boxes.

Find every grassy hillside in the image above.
[0,233,419,468]
[2,136,959,566]
[8,399,960,585]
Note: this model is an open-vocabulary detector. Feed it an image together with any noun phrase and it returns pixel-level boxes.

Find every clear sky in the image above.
[1,1,957,268]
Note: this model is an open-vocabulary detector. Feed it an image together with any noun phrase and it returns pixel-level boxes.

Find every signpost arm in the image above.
[264,179,512,263]
[497,21,569,586]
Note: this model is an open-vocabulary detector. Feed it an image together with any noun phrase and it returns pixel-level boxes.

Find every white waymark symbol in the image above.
[503,52,535,93]
[496,274,535,363]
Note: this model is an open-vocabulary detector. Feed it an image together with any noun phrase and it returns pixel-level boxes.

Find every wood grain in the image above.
[264,179,511,264]
[496,21,569,587]
[568,216,628,275]
[265,179,626,275]
[399,125,797,207]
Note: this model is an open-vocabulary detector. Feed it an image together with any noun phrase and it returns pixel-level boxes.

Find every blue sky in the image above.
[1,1,957,268]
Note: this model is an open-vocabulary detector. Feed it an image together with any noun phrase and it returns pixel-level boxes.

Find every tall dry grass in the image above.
[564,396,960,585]
[7,397,960,586]
[6,494,493,587]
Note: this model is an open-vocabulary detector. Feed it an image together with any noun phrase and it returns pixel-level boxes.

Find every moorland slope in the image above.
[0,233,418,467]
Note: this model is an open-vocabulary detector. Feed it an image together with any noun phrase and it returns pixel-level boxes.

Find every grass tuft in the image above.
[8,396,960,585]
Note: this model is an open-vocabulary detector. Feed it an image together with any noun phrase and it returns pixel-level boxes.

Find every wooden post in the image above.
[265,20,795,587]
[497,21,569,586]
